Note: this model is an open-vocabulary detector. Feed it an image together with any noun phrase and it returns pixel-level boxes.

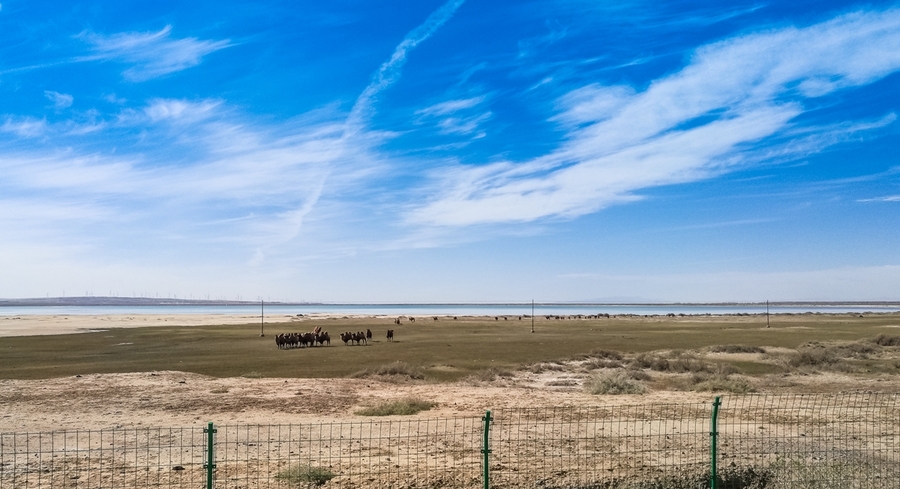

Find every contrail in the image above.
[345,0,466,136]
[261,0,465,261]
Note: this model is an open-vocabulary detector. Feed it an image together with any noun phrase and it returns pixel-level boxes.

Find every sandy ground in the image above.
[2,314,899,435]
[0,313,362,337]
[0,371,724,433]
[0,314,639,432]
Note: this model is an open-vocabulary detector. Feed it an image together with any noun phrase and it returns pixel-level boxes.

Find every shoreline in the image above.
[1,310,899,338]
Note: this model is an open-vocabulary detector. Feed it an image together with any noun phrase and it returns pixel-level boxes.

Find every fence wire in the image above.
[0,426,206,488]
[717,393,900,489]
[491,404,711,489]
[1,394,898,489]
[213,418,482,489]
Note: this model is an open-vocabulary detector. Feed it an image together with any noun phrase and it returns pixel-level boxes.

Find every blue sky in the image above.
[2,0,900,302]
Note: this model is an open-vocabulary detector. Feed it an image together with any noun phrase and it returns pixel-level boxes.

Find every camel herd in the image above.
[274,331,330,349]
[276,327,395,349]
[275,314,618,350]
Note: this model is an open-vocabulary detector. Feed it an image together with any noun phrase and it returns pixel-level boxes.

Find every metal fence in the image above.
[1,393,897,488]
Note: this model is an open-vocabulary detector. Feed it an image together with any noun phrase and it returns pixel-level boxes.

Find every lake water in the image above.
[1,303,899,317]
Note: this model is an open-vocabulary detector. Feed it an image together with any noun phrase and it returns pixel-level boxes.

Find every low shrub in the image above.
[584,358,624,370]
[625,368,651,381]
[873,334,900,347]
[588,349,624,360]
[275,465,335,486]
[350,361,424,381]
[632,352,710,373]
[584,371,646,395]
[835,341,877,358]
[470,367,514,382]
[690,373,755,393]
[630,353,671,371]
[709,345,766,354]
[355,397,436,416]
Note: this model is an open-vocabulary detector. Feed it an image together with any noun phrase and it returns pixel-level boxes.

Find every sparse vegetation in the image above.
[584,358,625,369]
[468,367,515,382]
[274,464,335,486]
[355,397,436,416]
[631,352,710,373]
[2,312,900,382]
[689,373,755,393]
[584,370,646,395]
[709,345,766,354]
[625,368,651,381]
[350,361,424,381]
[873,334,900,346]
[588,349,624,360]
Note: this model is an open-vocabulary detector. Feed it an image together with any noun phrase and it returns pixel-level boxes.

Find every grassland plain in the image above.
[2,313,899,488]
[1,313,899,380]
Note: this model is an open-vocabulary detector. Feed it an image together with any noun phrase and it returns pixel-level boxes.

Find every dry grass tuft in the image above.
[275,464,335,486]
[355,397,436,416]
[709,345,766,354]
[631,352,711,373]
[350,361,425,382]
[584,358,625,370]
[584,370,646,395]
[689,373,755,393]
[468,367,515,382]
[873,334,900,347]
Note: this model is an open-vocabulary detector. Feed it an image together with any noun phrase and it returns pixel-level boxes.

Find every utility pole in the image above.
[531,299,535,333]
[766,300,770,328]
[260,299,265,337]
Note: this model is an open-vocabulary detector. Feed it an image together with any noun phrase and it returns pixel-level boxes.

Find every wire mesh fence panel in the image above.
[3,395,899,489]
[212,417,483,489]
[0,426,206,489]
[490,404,712,489]
[718,393,900,489]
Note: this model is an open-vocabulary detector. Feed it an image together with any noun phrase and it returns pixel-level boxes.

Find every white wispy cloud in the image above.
[1,117,46,138]
[416,96,491,137]
[44,91,73,110]
[858,195,900,202]
[78,25,230,81]
[409,8,900,226]
[143,98,221,123]
[417,96,485,117]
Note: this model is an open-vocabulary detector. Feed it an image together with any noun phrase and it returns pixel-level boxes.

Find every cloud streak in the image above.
[409,9,900,226]
[345,0,465,135]
[78,25,230,81]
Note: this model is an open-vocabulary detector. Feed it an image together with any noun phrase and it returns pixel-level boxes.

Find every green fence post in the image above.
[710,397,721,489]
[204,422,217,489]
[482,410,492,489]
